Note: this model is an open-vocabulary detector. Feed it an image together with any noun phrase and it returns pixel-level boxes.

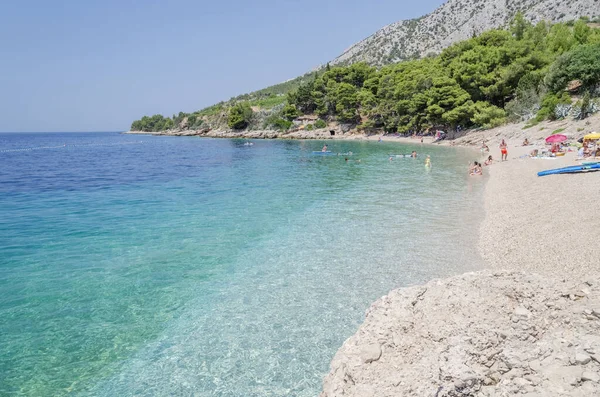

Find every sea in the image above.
[0,132,485,396]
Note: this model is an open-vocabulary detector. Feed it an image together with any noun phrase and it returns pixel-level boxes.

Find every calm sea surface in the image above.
[0,132,485,396]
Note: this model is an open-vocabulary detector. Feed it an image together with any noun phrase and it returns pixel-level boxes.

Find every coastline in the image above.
[320,131,600,395]
[125,112,600,148]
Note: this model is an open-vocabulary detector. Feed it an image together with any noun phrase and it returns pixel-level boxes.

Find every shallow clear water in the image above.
[0,132,485,396]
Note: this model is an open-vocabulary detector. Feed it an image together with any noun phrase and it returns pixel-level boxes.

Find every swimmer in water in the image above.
[411,151,417,158]
[425,155,431,167]
[322,144,328,152]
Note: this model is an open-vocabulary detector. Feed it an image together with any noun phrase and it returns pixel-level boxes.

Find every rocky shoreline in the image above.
[125,127,348,140]
[126,112,599,145]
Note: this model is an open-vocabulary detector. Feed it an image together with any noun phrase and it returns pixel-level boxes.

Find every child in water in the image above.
[425,155,431,167]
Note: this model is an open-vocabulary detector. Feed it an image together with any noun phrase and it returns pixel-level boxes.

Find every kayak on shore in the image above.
[538,163,600,176]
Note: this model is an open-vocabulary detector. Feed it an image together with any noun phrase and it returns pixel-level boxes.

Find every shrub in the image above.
[306,124,314,131]
[315,119,327,129]
[535,92,572,121]
[554,104,572,119]
[282,104,300,121]
[263,116,292,131]
[228,103,253,129]
[546,43,600,92]
[571,93,599,120]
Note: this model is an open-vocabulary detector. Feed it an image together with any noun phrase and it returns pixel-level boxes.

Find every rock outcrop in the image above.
[320,271,600,396]
[330,0,599,66]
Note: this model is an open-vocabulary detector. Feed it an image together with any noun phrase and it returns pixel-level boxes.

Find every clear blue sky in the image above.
[0,0,446,132]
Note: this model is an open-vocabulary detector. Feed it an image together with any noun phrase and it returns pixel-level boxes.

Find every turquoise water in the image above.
[0,133,485,396]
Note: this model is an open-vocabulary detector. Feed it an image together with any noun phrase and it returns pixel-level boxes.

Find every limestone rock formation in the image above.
[320,271,600,396]
[330,0,599,66]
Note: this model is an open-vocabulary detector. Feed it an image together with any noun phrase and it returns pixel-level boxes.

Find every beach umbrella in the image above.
[584,132,600,140]
[545,134,567,143]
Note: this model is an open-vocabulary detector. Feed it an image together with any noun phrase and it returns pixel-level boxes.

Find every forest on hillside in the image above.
[130,15,600,133]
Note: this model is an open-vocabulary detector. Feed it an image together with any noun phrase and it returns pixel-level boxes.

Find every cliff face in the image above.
[330,0,599,66]
[320,271,600,396]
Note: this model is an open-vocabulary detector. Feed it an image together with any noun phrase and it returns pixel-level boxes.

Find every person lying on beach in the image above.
[530,149,539,157]
[484,155,493,166]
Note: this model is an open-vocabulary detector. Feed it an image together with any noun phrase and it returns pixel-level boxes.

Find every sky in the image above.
[0,0,447,132]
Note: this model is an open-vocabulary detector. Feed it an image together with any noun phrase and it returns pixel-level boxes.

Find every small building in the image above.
[566,80,583,93]
[293,115,319,125]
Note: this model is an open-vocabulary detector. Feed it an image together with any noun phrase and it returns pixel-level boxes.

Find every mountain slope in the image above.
[330,0,599,66]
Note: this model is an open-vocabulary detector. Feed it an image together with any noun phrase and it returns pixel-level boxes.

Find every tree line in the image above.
[130,15,600,133]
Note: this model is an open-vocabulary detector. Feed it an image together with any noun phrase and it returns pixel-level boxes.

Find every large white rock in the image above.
[320,271,600,397]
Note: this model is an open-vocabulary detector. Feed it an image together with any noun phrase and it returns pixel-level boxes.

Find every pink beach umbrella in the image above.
[545,134,567,144]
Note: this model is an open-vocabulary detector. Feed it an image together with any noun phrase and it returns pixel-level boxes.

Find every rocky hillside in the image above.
[331,0,599,66]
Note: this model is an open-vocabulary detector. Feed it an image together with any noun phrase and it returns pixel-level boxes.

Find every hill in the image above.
[331,0,599,66]
[129,0,600,134]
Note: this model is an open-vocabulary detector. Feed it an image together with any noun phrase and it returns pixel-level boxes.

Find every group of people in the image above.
[469,161,483,175]
[387,151,431,167]
[472,140,506,175]
[581,141,600,158]
[481,140,508,160]
[469,155,493,175]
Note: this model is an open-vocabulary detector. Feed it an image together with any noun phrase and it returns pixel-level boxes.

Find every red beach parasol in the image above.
[545,134,567,144]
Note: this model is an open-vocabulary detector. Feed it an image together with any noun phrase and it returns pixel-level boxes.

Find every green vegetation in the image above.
[546,43,600,92]
[228,103,253,130]
[130,114,174,132]
[131,16,600,133]
[315,119,327,129]
[284,16,600,133]
[552,128,565,134]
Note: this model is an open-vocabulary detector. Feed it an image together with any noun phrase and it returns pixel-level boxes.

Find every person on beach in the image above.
[500,139,508,161]
[421,136,424,143]
[523,138,529,146]
[481,142,489,153]
[322,144,328,152]
[425,155,431,167]
[469,162,483,175]
[484,155,493,166]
